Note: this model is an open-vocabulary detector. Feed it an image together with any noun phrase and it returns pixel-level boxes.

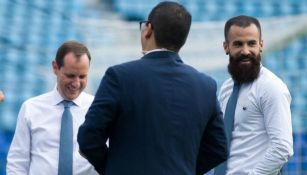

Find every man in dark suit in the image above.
[77,1,228,175]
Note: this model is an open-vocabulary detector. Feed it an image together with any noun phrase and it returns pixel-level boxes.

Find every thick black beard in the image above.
[228,54,261,84]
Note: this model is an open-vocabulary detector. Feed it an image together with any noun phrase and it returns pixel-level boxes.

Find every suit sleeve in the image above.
[78,67,120,175]
[6,103,31,175]
[196,94,228,175]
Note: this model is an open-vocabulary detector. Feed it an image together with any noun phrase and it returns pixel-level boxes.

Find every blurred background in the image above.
[0,0,307,174]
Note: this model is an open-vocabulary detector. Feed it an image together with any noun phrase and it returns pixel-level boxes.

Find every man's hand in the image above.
[0,90,4,103]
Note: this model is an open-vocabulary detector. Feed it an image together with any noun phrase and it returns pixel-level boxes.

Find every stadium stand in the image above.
[0,0,85,173]
[0,0,307,174]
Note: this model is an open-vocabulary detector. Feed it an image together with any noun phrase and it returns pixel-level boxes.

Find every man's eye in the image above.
[233,43,241,47]
[66,75,75,78]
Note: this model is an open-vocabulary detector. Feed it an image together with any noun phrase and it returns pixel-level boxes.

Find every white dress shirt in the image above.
[7,87,98,175]
[218,66,293,175]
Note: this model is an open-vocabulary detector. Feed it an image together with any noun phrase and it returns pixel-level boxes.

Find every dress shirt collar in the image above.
[141,50,182,63]
[51,84,84,107]
[142,48,169,55]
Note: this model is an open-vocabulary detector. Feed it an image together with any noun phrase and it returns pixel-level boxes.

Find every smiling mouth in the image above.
[239,57,252,63]
[70,90,79,93]
[68,88,78,94]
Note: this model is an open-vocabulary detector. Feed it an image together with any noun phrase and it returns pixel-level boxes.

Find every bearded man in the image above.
[214,15,293,175]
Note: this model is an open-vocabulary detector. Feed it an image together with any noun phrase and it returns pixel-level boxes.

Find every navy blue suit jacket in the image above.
[78,51,228,175]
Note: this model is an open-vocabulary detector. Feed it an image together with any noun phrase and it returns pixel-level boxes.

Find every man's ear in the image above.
[223,41,229,55]
[52,60,59,74]
[259,39,264,53]
[144,23,153,39]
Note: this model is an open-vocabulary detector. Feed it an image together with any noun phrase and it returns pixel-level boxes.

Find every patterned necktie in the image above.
[58,100,73,175]
[214,82,241,175]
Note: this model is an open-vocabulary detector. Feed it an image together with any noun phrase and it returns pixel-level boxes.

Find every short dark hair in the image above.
[55,40,91,68]
[148,1,191,52]
[224,15,262,41]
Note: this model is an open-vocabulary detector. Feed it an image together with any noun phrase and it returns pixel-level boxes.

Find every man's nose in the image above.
[71,78,80,87]
[241,45,251,55]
